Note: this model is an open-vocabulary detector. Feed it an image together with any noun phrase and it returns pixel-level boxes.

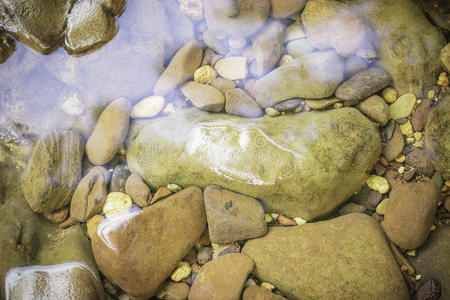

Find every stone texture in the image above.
[127,107,380,220]
[211,78,236,94]
[125,172,151,207]
[242,214,408,299]
[0,32,15,64]
[344,55,368,79]
[255,50,344,107]
[70,166,110,222]
[425,96,450,179]
[285,39,315,60]
[225,88,263,118]
[411,99,432,132]
[270,0,307,19]
[406,149,435,177]
[92,186,206,298]
[273,99,302,112]
[204,185,267,244]
[441,43,450,72]
[86,97,131,165]
[302,0,372,57]
[110,163,130,193]
[382,183,440,249]
[180,81,225,112]
[243,286,287,300]
[417,0,450,31]
[157,281,190,300]
[356,95,389,125]
[383,125,404,161]
[388,93,416,120]
[335,67,392,102]
[153,40,203,96]
[189,253,254,300]
[21,130,84,213]
[305,97,340,110]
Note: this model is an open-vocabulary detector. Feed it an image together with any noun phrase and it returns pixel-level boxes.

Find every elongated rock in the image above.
[242,214,409,299]
[255,50,344,107]
[91,186,206,298]
[127,108,380,220]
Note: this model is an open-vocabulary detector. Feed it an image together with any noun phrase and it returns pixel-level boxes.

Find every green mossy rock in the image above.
[127,108,381,220]
[242,214,409,300]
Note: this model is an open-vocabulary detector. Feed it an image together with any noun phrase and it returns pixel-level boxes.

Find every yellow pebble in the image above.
[382,87,398,104]
[367,175,389,194]
[167,183,182,193]
[194,65,217,84]
[437,72,449,87]
[445,181,450,188]
[406,137,415,144]
[261,282,276,290]
[264,213,273,223]
[265,107,280,117]
[395,155,406,163]
[170,261,191,282]
[279,54,294,66]
[406,249,417,257]
[430,225,436,231]
[413,132,422,141]
[87,215,105,239]
[333,102,343,109]
[376,198,389,215]
[103,192,132,218]
[399,121,413,136]
[398,166,405,174]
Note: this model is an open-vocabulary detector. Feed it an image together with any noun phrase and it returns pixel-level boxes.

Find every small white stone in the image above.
[167,183,183,193]
[398,166,405,174]
[61,94,84,116]
[261,282,276,290]
[245,278,257,288]
[270,213,279,219]
[415,274,422,281]
[294,217,307,225]
[131,96,165,119]
[118,294,130,300]
[214,57,247,80]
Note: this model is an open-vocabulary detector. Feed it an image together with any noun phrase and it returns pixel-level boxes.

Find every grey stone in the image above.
[225,88,263,118]
[110,163,130,193]
[356,95,389,125]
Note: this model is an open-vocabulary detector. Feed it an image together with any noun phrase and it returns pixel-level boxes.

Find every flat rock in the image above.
[335,67,392,102]
[188,253,254,300]
[21,130,84,213]
[225,88,263,118]
[127,107,380,220]
[357,95,389,125]
[180,81,225,112]
[70,166,110,222]
[383,124,404,161]
[242,214,409,299]
[425,96,450,179]
[243,286,287,300]
[255,50,344,107]
[382,183,440,249]
[125,172,151,207]
[86,97,131,165]
[250,19,285,78]
[154,40,203,96]
[92,186,206,298]
[388,93,416,120]
[204,185,267,244]
[273,99,302,112]
[270,0,307,19]
[406,149,435,177]
[302,0,372,57]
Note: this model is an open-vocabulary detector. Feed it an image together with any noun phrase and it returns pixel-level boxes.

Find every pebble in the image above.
[194,65,217,84]
[414,132,423,141]
[277,215,297,226]
[156,282,190,300]
[150,187,173,204]
[279,54,294,66]
[86,97,131,165]
[368,191,383,208]
[305,97,340,110]
[406,149,435,177]
[131,96,165,119]
[376,198,389,215]
[382,87,398,104]
[399,120,413,136]
[398,166,405,174]
[197,247,213,265]
[395,154,406,163]
[437,72,449,87]
[273,99,302,112]
[225,88,264,118]
[214,56,248,80]
[333,102,343,109]
[265,107,280,117]
[406,137,415,144]
[411,99,432,132]
[102,192,132,218]
[167,183,183,193]
[356,95,389,125]
[388,93,416,120]
[403,168,416,181]
[383,124,404,161]
[284,22,306,42]
[180,81,225,112]
[43,207,69,223]
[367,175,389,194]
[170,261,192,282]
[384,120,395,140]
[110,163,130,193]
[261,282,276,290]
[87,214,104,239]
[427,90,435,99]
[153,40,203,95]
[125,172,151,207]
[293,217,307,225]
[264,213,273,223]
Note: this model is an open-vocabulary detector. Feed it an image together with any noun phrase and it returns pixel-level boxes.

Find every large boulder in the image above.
[127,108,380,220]
[242,214,409,299]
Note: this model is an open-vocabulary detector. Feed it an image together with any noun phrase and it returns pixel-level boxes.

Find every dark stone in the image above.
[0,32,15,64]
[411,99,432,132]
[110,163,130,193]
[273,99,302,112]
[406,149,435,177]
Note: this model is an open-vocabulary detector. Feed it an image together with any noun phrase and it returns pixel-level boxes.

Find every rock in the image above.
[242,214,408,299]
[43,207,69,223]
[153,40,203,96]
[383,124,404,161]
[211,78,236,94]
[382,183,440,249]
[0,0,75,53]
[411,99,432,132]
[368,190,383,208]
[64,0,116,54]
[127,107,380,220]
[131,96,166,119]
[416,279,441,300]
[250,20,284,78]
[204,185,267,243]
[180,81,225,112]
[343,55,368,79]
[225,88,263,118]
[388,93,416,120]
[156,281,190,300]
[284,23,306,42]
[243,286,287,300]
[356,95,389,125]
[70,166,110,222]
[417,0,450,31]
[382,87,398,104]
[265,107,280,117]
[213,242,241,259]
[273,99,302,112]
[367,175,389,194]
[92,186,206,298]
[102,192,132,218]
[110,163,130,193]
[215,57,248,80]
[302,0,372,57]
[338,202,365,215]
[343,0,445,96]
[285,39,315,60]
[150,187,173,204]
[406,149,435,177]
[86,97,131,165]
[197,247,213,265]
[255,50,344,107]
[442,43,450,72]
[305,97,340,110]
[125,172,151,207]
[188,253,254,300]
[410,226,450,299]
[170,261,191,282]
[202,30,229,55]
[425,96,450,179]
[0,32,15,64]
[270,0,306,19]
[21,130,84,213]
[87,215,104,239]
[194,65,217,84]
[5,263,104,299]
[203,0,271,38]
[335,67,392,102]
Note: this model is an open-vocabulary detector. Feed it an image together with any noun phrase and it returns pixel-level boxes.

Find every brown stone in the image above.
[383,124,404,161]
[385,169,401,190]
[150,187,173,204]
[411,99,432,132]
[277,215,297,225]
[382,183,440,249]
[157,281,190,300]
[406,149,435,177]
[243,286,287,300]
[225,88,263,118]
[110,163,130,193]
[188,253,254,300]
[270,0,307,19]
[43,206,69,223]
[125,172,150,207]
[180,81,225,112]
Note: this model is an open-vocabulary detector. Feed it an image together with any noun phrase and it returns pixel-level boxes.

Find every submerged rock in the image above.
[92,186,206,298]
[255,50,344,107]
[127,108,380,220]
[242,214,409,299]
[21,130,84,213]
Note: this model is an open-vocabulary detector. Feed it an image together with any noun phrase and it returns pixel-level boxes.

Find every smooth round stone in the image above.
[180,81,225,112]
[131,96,165,119]
[225,88,263,118]
[383,124,404,161]
[367,175,389,194]
[376,198,389,215]
[194,65,217,84]
[215,56,248,80]
[273,99,302,112]
[102,192,132,218]
[382,87,398,104]
[388,93,416,120]
[356,95,389,125]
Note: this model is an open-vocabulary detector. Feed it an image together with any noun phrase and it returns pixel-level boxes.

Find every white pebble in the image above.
[270,213,279,219]
[294,217,307,225]
[62,94,84,116]
[131,96,165,119]
[214,57,247,80]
